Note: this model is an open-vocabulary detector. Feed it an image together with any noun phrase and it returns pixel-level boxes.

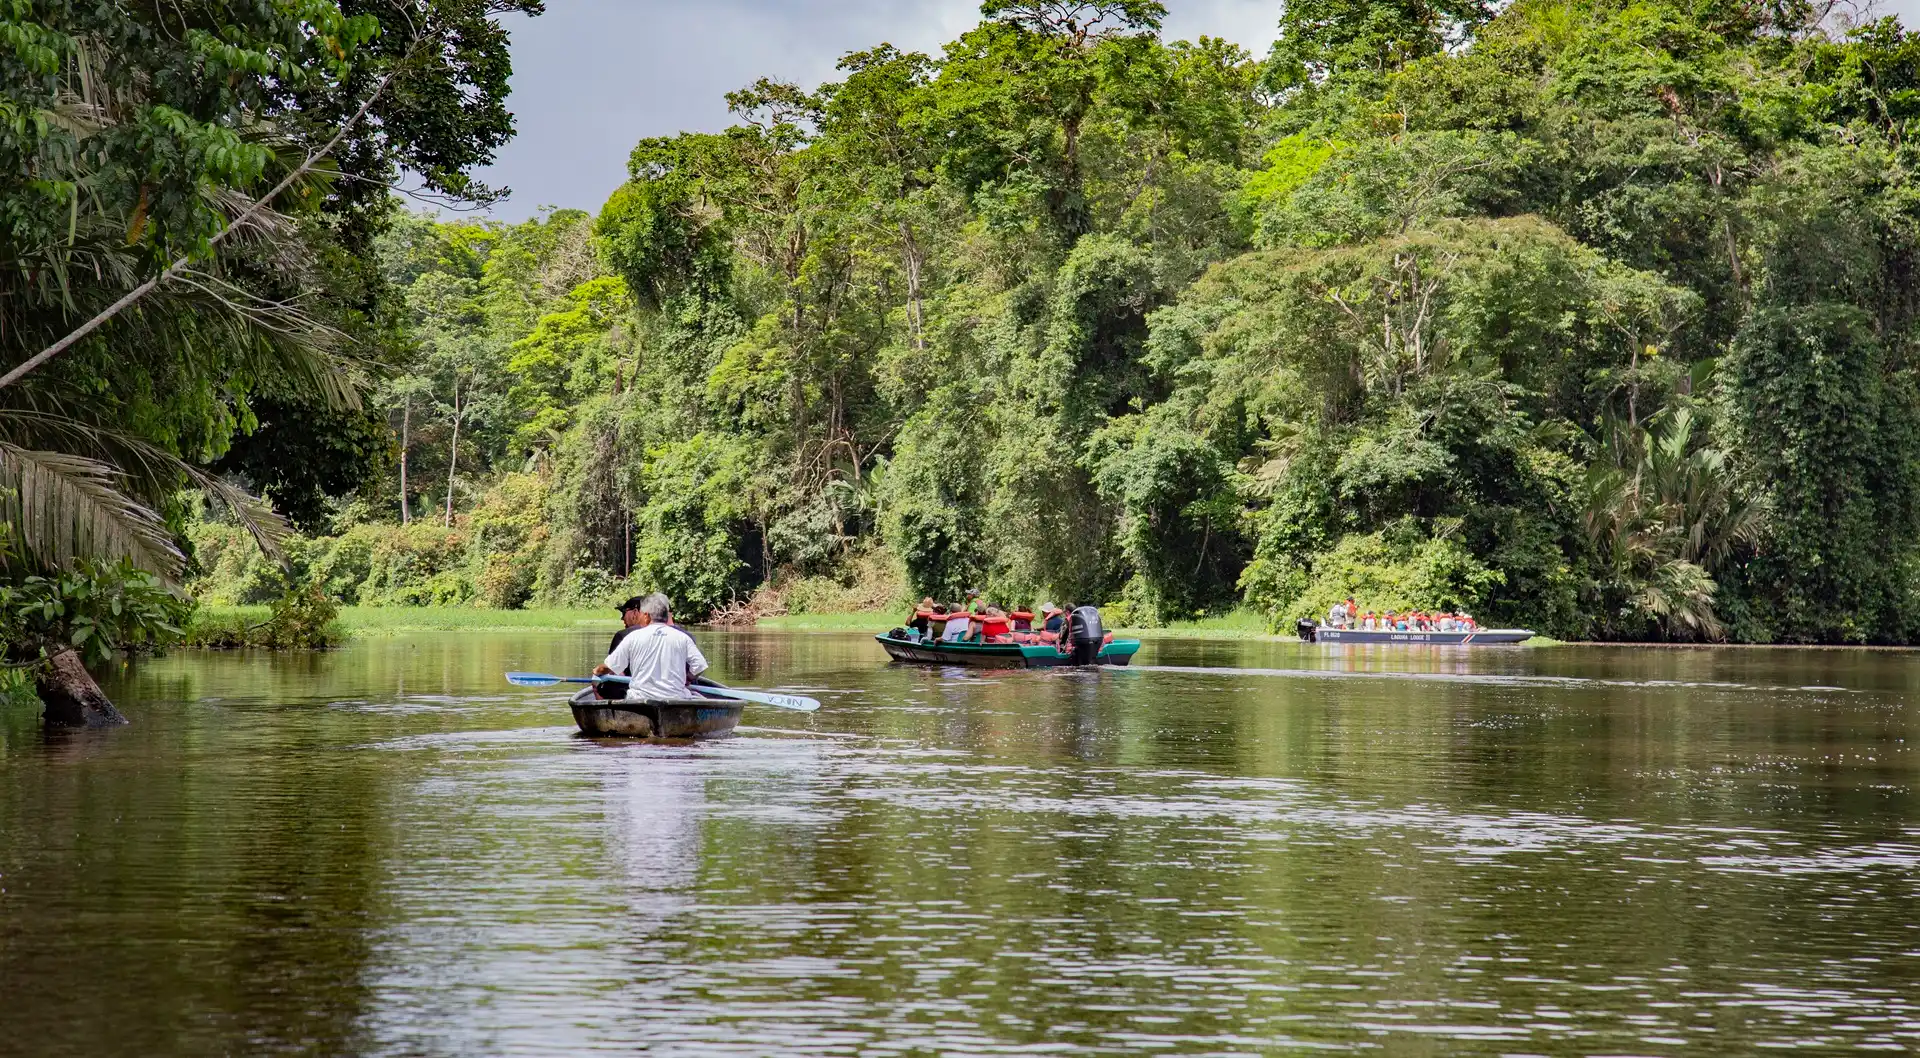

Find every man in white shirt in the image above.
[942,606,972,642]
[594,594,709,700]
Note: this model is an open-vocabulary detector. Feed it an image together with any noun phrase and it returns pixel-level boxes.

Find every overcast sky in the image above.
[472,0,1284,219]
[472,0,1920,221]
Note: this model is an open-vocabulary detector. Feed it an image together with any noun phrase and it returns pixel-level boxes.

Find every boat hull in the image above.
[875,633,1141,668]
[1306,627,1534,646]
[568,688,744,739]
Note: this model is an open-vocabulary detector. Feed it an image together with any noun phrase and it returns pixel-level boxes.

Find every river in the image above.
[0,630,1915,1055]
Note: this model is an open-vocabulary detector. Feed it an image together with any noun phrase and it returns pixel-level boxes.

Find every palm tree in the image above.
[1582,408,1764,640]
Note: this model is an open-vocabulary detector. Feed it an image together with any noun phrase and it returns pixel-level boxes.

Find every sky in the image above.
[471,0,1284,220]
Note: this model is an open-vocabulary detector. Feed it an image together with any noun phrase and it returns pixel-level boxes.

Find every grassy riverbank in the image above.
[186,605,613,647]
[187,604,1565,646]
[186,605,1291,644]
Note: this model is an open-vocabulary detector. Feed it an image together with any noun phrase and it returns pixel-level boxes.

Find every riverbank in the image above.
[186,605,1283,643]
[757,610,1282,638]
[186,604,612,646]
[186,604,1569,646]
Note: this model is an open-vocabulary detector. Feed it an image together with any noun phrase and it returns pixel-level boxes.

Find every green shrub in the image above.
[468,474,549,607]
[0,667,36,711]
[259,582,343,649]
[307,528,380,604]
[1243,530,1506,629]
[183,608,267,649]
[188,519,283,605]
[780,547,909,614]
[0,562,192,666]
[554,566,629,609]
[478,552,536,609]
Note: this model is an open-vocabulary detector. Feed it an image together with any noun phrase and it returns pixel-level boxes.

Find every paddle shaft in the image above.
[504,672,819,712]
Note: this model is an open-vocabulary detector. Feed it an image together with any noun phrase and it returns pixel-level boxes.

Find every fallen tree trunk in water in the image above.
[36,650,127,727]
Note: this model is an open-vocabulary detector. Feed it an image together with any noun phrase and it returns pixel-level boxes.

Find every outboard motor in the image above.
[1066,606,1106,665]
[1296,619,1319,643]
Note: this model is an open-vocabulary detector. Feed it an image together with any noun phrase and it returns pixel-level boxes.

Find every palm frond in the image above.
[1633,559,1726,642]
[181,465,293,561]
[0,409,291,563]
[0,444,184,577]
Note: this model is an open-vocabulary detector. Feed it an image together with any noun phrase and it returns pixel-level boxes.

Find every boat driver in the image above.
[594,593,709,700]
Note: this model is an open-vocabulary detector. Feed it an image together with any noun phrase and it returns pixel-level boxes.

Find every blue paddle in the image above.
[505,672,821,713]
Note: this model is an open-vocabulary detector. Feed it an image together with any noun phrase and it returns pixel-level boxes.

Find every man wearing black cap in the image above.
[608,595,650,655]
[594,593,709,700]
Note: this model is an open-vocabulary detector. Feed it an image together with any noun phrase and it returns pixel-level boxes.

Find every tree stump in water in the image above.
[36,650,127,728]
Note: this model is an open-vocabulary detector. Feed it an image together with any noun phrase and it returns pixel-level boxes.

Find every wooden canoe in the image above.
[568,687,745,739]
[874,632,1142,668]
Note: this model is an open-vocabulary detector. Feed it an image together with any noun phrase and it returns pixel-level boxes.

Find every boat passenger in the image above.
[942,605,971,642]
[906,597,937,640]
[964,600,987,642]
[1009,606,1036,633]
[978,606,1014,642]
[1042,603,1066,636]
[594,593,709,700]
[609,595,649,655]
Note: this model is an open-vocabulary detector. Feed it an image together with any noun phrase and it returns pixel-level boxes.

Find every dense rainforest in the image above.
[15,0,1920,669]
[0,0,536,710]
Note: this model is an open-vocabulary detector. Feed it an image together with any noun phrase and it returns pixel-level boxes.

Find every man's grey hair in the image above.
[639,593,672,621]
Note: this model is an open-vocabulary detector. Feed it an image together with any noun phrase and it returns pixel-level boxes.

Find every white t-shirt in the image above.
[602,622,709,700]
[943,615,971,641]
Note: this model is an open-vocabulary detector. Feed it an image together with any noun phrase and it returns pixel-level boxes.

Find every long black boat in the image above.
[1296,621,1534,646]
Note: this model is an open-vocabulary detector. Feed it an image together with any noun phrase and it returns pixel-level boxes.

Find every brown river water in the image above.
[0,630,1915,1055]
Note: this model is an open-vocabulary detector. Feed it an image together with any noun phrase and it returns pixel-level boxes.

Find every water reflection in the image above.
[0,631,1914,1054]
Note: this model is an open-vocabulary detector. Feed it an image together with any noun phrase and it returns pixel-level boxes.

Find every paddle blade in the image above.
[508,672,625,688]
[697,686,821,713]
[506,672,567,687]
